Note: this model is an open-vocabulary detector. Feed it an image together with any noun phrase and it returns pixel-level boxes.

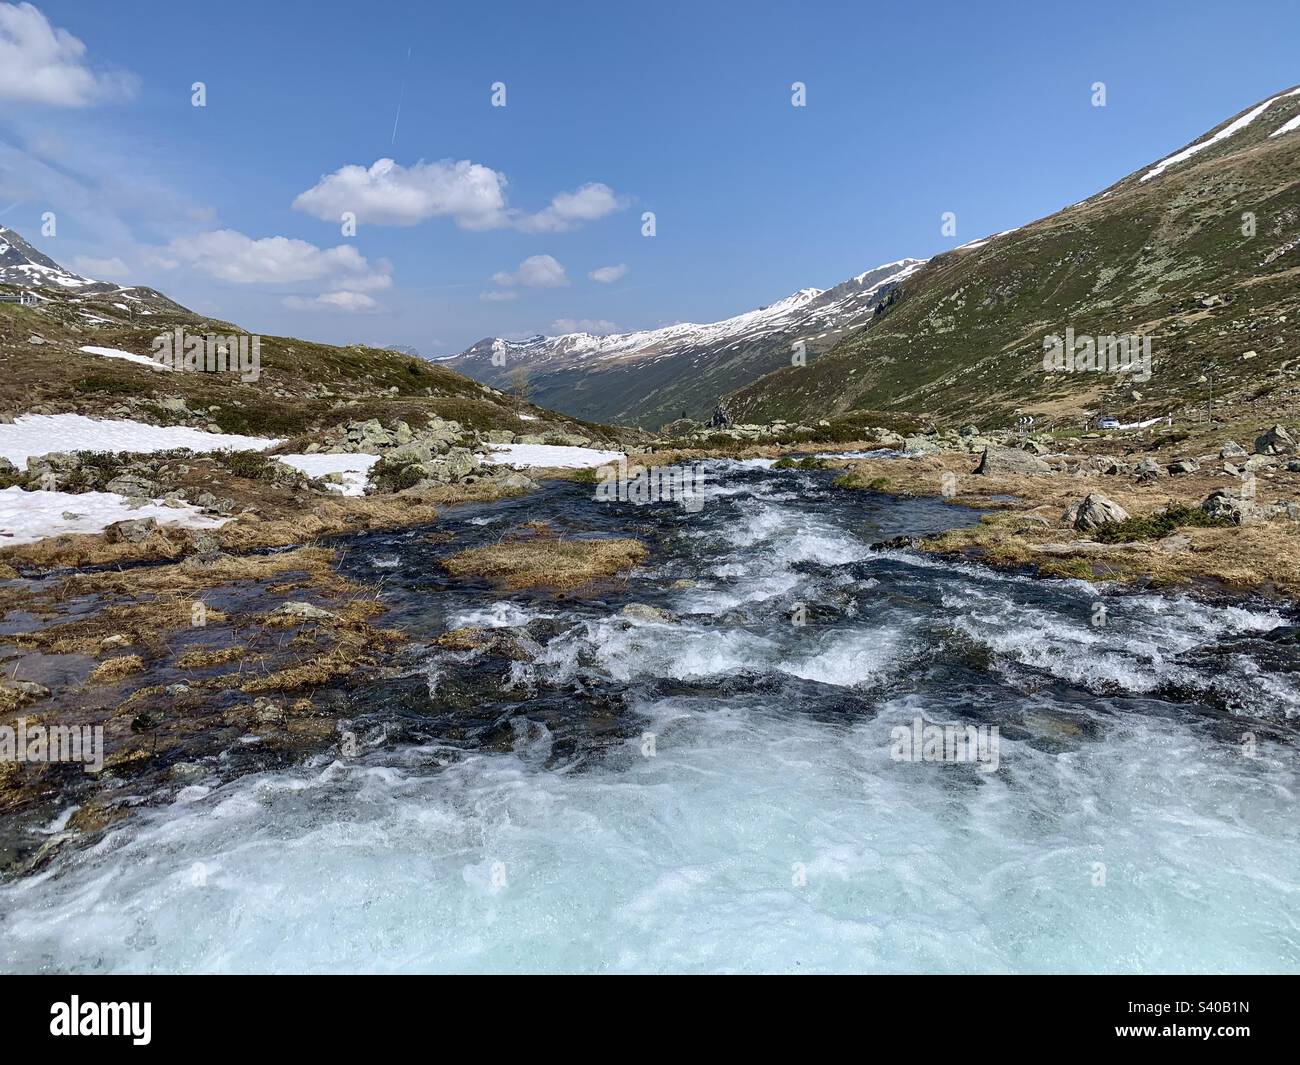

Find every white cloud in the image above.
[492,254,568,289]
[293,160,627,234]
[518,183,628,233]
[0,2,137,106]
[72,255,131,280]
[588,263,629,284]
[284,291,381,314]
[293,158,510,230]
[551,318,620,335]
[154,229,391,291]
[480,289,518,302]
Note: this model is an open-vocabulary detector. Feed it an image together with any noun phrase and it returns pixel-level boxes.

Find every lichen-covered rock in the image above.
[1064,493,1130,532]
[975,447,1052,475]
[103,517,159,544]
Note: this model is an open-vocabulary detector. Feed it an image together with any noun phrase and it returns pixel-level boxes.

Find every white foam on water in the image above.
[3,462,1297,974]
[2,691,1295,974]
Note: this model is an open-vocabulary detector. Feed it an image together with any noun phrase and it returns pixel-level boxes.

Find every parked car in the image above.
[1096,416,1120,430]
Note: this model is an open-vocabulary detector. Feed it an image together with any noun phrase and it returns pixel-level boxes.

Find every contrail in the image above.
[391,47,412,147]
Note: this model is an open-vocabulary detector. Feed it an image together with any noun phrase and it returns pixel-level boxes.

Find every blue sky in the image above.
[2,0,1298,353]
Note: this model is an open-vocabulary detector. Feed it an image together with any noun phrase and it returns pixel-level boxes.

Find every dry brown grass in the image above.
[443,535,648,590]
[175,646,246,669]
[834,450,1300,597]
[87,654,145,684]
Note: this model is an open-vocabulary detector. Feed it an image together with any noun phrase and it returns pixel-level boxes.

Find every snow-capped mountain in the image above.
[444,258,926,427]
[0,226,106,291]
[0,225,189,313]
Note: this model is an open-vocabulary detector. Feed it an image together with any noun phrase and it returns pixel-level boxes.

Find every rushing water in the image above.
[2,460,1298,973]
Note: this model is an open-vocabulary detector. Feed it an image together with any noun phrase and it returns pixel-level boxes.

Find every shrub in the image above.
[1094,503,1232,543]
[220,450,273,480]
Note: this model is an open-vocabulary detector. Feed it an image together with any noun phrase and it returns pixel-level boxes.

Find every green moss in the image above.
[1094,503,1233,543]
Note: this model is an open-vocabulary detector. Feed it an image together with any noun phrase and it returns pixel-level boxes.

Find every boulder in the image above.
[974,447,1052,475]
[1134,457,1164,482]
[621,603,677,623]
[105,473,160,498]
[1201,489,1267,526]
[1167,458,1201,475]
[104,517,159,544]
[275,601,340,622]
[496,471,535,491]
[1219,440,1248,459]
[1064,493,1130,532]
[1255,425,1296,455]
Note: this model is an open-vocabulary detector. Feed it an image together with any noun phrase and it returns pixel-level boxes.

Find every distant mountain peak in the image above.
[444,256,928,427]
[0,225,101,291]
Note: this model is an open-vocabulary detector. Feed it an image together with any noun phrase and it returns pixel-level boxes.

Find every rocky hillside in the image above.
[0,230,633,449]
[444,259,925,429]
[728,86,1300,430]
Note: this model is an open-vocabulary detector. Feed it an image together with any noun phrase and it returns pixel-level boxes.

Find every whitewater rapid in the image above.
[2,461,1297,973]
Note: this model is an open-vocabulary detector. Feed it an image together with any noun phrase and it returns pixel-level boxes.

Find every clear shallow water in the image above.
[2,461,1298,973]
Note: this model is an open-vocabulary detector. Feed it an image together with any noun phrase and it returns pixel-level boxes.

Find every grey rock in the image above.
[275,601,340,622]
[103,517,159,544]
[1064,493,1130,532]
[1255,425,1296,455]
[1201,490,1267,526]
[621,603,677,623]
[975,447,1052,475]
[1134,457,1164,481]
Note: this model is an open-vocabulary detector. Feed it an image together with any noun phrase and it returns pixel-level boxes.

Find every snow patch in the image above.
[0,487,227,546]
[276,454,379,496]
[79,345,171,371]
[0,415,279,468]
[1142,88,1300,181]
[485,444,624,469]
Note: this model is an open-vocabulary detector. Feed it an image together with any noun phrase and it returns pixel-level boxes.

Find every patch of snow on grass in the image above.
[0,414,279,467]
[485,443,624,469]
[1270,113,1300,138]
[277,454,379,496]
[0,487,227,546]
[1142,88,1300,181]
[78,345,171,371]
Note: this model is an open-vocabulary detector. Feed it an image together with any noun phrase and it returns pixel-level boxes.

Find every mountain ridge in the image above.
[726,84,1300,428]
[443,259,926,428]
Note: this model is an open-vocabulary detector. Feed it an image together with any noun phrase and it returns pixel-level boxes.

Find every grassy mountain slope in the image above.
[729,86,1300,428]
[0,273,629,445]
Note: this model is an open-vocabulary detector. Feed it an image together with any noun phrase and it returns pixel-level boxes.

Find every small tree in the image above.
[508,365,531,401]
